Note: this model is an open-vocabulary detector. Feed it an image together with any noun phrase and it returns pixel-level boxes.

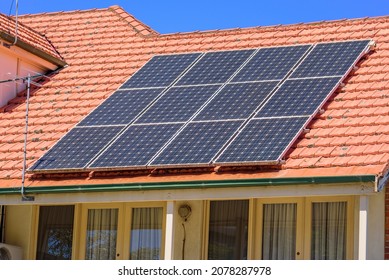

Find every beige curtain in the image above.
[208,200,248,260]
[130,207,163,260]
[86,208,118,260]
[262,203,297,260]
[311,202,347,260]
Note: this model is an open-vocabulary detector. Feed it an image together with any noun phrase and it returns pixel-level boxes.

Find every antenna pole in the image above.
[21,74,34,202]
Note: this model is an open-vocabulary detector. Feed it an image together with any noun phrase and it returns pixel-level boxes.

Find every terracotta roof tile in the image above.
[0,13,63,62]
[1,7,389,187]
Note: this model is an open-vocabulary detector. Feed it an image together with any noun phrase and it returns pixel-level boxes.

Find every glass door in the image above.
[129,207,163,260]
[85,208,119,260]
[257,199,303,260]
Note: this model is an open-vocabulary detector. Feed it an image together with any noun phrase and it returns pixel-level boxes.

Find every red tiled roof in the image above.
[0,12,63,63]
[1,5,389,188]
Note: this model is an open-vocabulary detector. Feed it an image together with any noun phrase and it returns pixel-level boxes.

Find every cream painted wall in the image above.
[353,192,385,260]
[4,205,36,260]
[367,191,385,259]
[173,200,204,260]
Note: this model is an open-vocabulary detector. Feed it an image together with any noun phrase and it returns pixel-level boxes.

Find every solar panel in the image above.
[29,40,372,172]
[176,49,255,86]
[291,40,370,78]
[232,45,311,82]
[29,126,124,171]
[215,117,308,164]
[78,88,165,126]
[135,85,220,124]
[194,81,278,121]
[90,124,182,168]
[150,121,243,166]
[255,77,340,118]
[121,53,201,88]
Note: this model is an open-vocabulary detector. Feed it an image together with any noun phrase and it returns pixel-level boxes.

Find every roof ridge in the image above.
[18,7,105,17]
[108,5,158,37]
[159,14,389,38]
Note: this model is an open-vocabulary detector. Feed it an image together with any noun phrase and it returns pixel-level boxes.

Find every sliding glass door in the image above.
[262,203,297,260]
[310,201,347,260]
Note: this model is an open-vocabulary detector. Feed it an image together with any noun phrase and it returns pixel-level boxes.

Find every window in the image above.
[79,203,165,260]
[36,205,74,260]
[262,203,297,260]
[310,201,347,260]
[85,208,118,260]
[129,207,163,260]
[258,197,353,260]
[207,200,249,260]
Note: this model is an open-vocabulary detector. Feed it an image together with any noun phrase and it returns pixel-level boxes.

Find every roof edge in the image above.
[0,174,376,195]
[0,31,67,67]
[108,5,158,37]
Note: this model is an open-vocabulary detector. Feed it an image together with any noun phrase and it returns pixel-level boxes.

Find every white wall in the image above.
[0,42,55,108]
[0,49,18,108]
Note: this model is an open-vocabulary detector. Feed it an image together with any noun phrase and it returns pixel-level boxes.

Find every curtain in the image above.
[86,208,118,260]
[262,203,296,260]
[311,202,347,260]
[208,200,248,260]
[130,207,162,260]
[36,205,74,260]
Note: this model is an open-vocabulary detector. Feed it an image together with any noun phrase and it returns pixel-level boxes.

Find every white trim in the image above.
[358,196,368,260]
[0,182,375,205]
[164,201,175,260]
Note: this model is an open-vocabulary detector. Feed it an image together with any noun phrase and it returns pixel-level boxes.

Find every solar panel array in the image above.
[30,40,371,172]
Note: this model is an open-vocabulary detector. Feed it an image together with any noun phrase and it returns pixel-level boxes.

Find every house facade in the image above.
[0,6,388,260]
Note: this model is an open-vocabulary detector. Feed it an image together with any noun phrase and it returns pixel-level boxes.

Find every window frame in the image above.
[33,204,78,260]
[304,196,354,260]
[123,202,166,260]
[78,203,124,260]
[203,199,253,260]
[255,198,305,260]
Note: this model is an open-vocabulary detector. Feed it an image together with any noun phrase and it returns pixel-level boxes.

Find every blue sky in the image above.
[1,0,389,34]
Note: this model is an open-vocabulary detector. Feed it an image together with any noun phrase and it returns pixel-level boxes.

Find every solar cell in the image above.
[135,85,220,124]
[29,126,124,171]
[232,45,311,82]
[215,117,308,164]
[176,49,255,86]
[90,124,182,168]
[78,88,165,126]
[121,53,201,88]
[291,40,370,78]
[151,121,243,166]
[255,77,340,118]
[194,81,278,121]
